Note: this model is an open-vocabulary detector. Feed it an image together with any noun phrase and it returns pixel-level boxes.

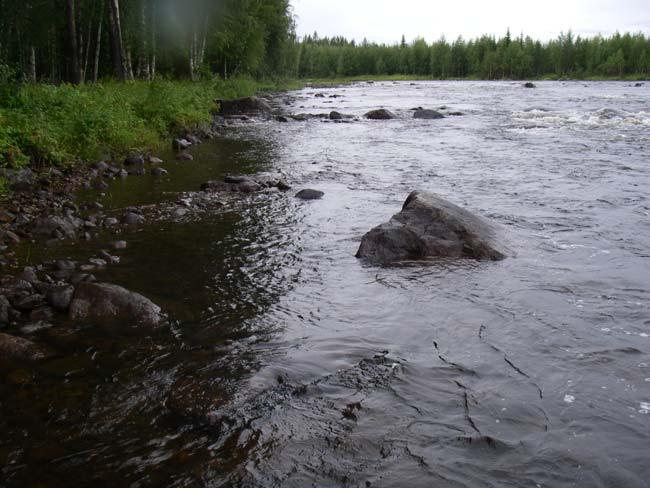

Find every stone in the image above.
[124,154,145,166]
[276,180,292,191]
[95,161,110,172]
[12,294,44,312]
[46,285,74,311]
[1,230,21,245]
[30,306,54,321]
[173,138,192,151]
[31,215,81,239]
[148,156,164,164]
[295,189,325,200]
[128,166,146,176]
[176,152,194,161]
[364,109,396,120]
[151,167,169,177]
[0,295,11,325]
[524,82,536,88]
[0,332,50,361]
[356,191,512,264]
[21,267,39,284]
[111,241,128,250]
[6,168,34,193]
[104,217,119,227]
[216,96,272,115]
[413,109,444,120]
[123,212,145,225]
[92,179,109,191]
[69,282,164,327]
[276,115,289,122]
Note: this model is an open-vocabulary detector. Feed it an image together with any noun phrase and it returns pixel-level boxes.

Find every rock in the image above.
[238,181,261,193]
[31,215,81,239]
[173,208,189,218]
[0,332,50,361]
[128,166,146,176]
[295,189,325,200]
[329,111,344,120]
[634,82,644,87]
[173,138,192,151]
[1,230,21,245]
[12,294,44,312]
[111,240,128,250]
[6,168,34,193]
[524,82,536,88]
[151,167,169,177]
[0,295,11,325]
[123,212,145,225]
[124,154,145,166]
[217,96,272,115]
[104,217,119,227]
[30,306,54,321]
[224,175,251,184]
[356,191,512,263]
[69,282,164,327]
[276,180,292,191]
[118,169,128,178]
[92,179,109,191]
[276,115,289,122]
[413,109,444,120]
[21,267,39,284]
[99,250,120,264]
[177,152,194,161]
[88,258,107,268]
[55,260,76,271]
[95,161,110,172]
[46,285,74,311]
[148,156,164,164]
[364,109,396,120]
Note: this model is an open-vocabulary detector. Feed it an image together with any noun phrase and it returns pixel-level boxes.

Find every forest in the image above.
[296,31,650,80]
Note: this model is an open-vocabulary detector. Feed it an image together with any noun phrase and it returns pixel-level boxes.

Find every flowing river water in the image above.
[2,81,650,487]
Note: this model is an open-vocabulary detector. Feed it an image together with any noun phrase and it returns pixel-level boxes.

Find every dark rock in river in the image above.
[151,167,169,177]
[524,82,536,88]
[364,109,396,120]
[0,332,50,361]
[31,215,82,239]
[148,156,164,164]
[69,282,163,327]
[176,152,194,161]
[356,191,511,263]
[413,109,444,120]
[295,189,325,200]
[46,285,74,311]
[217,96,272,116]
[123,212,145,225]
[124,154,145,166]
[173,138,192,151]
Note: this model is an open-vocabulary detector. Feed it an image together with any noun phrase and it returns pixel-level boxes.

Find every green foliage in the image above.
[297,31,650,80]
[0,77,277,168]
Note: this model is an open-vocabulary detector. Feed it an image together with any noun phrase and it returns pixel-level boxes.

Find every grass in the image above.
[0,76,296,171]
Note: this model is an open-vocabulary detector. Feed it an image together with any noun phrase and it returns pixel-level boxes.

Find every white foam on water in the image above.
[564,395,576,404]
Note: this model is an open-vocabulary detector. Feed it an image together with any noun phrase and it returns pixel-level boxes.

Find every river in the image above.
[2,80,649,487]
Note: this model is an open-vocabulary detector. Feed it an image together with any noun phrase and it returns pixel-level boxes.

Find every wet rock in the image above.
[276,180,292,191]
[111,240,128,250]
[95,161,110,172]
[295,189,325,200]
[173,138,192,151]
[88,258,107,268]
[70,273,96,284]
[364,109,396,120]
[12,294,44,312]
[92,179,109,191]
[1,230,21,245]
[21,267,39,284]
[0,332,50,361]
[118,169,129,178]
[524,82,536,88]
[46,285,74,311]
[0,295,11,325]
[124,154,145,166]
[276,115,289,122]
[173,208,189,218]
[413,109,444,120]
[128,166,146,176]
[123,212,145,225]
[31,215,81,239]
[99,250,120,264]
[202,177,261,194]
[104,217,119,227]
[176,152,194,161]
[151,167,169,177]
[55,260,76,272]
[69,282,164,327]
[217,96,272,115]
[356,191,512,263]
[148,156,164,164]
[30,306,54,322]
[634,82,644,87]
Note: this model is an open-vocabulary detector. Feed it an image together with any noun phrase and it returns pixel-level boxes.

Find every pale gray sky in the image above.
[291,0,650,43]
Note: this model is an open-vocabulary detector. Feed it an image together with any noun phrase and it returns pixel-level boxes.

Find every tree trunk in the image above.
[28,46,36,82]
[66,0,82,84]
[107,0,126,80]
[137,0,150,79]
[93,8,103,82]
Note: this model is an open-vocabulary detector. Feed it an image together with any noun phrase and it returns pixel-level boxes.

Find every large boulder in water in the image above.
[216,96,272,115]
[69,282,163,327]
[364,109,396,120]
[413,109,444,120]
[0,332,51,361]
[356,191,511,263]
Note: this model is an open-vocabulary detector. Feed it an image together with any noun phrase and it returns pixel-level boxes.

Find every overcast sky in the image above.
[291,0,650,44]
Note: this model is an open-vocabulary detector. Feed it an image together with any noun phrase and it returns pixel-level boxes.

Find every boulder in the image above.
[151,167,169,177]
[217,96,272,116]
[173,138,192,151]
[69,282,163,327]
[6,168,34,193]
[148,156,164,164]
[524,82,536,88]
[177,152,194,161]
[413,109,444,120]
[356,191,511,263]
[124,154,145,166]
[364,109,396,120]
[46,285,74,311]
[31,215,82,239]
[0,332,50,361]
[295,189,324,200]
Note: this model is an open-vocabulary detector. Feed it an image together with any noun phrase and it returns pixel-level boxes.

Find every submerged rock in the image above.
[0,332,50,361]
[524,82,536,88]
[173,138,192,151]
[364,109,396,120]
[69,282,163,327]
[356,191,511,263]
[413,109,444,120]
[217,96,272,116]
[295,189,324,200]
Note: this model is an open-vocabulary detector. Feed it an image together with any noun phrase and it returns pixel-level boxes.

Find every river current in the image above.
[2,81,650,487]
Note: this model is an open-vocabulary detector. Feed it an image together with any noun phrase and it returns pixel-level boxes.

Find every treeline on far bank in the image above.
[296,31,650,80]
